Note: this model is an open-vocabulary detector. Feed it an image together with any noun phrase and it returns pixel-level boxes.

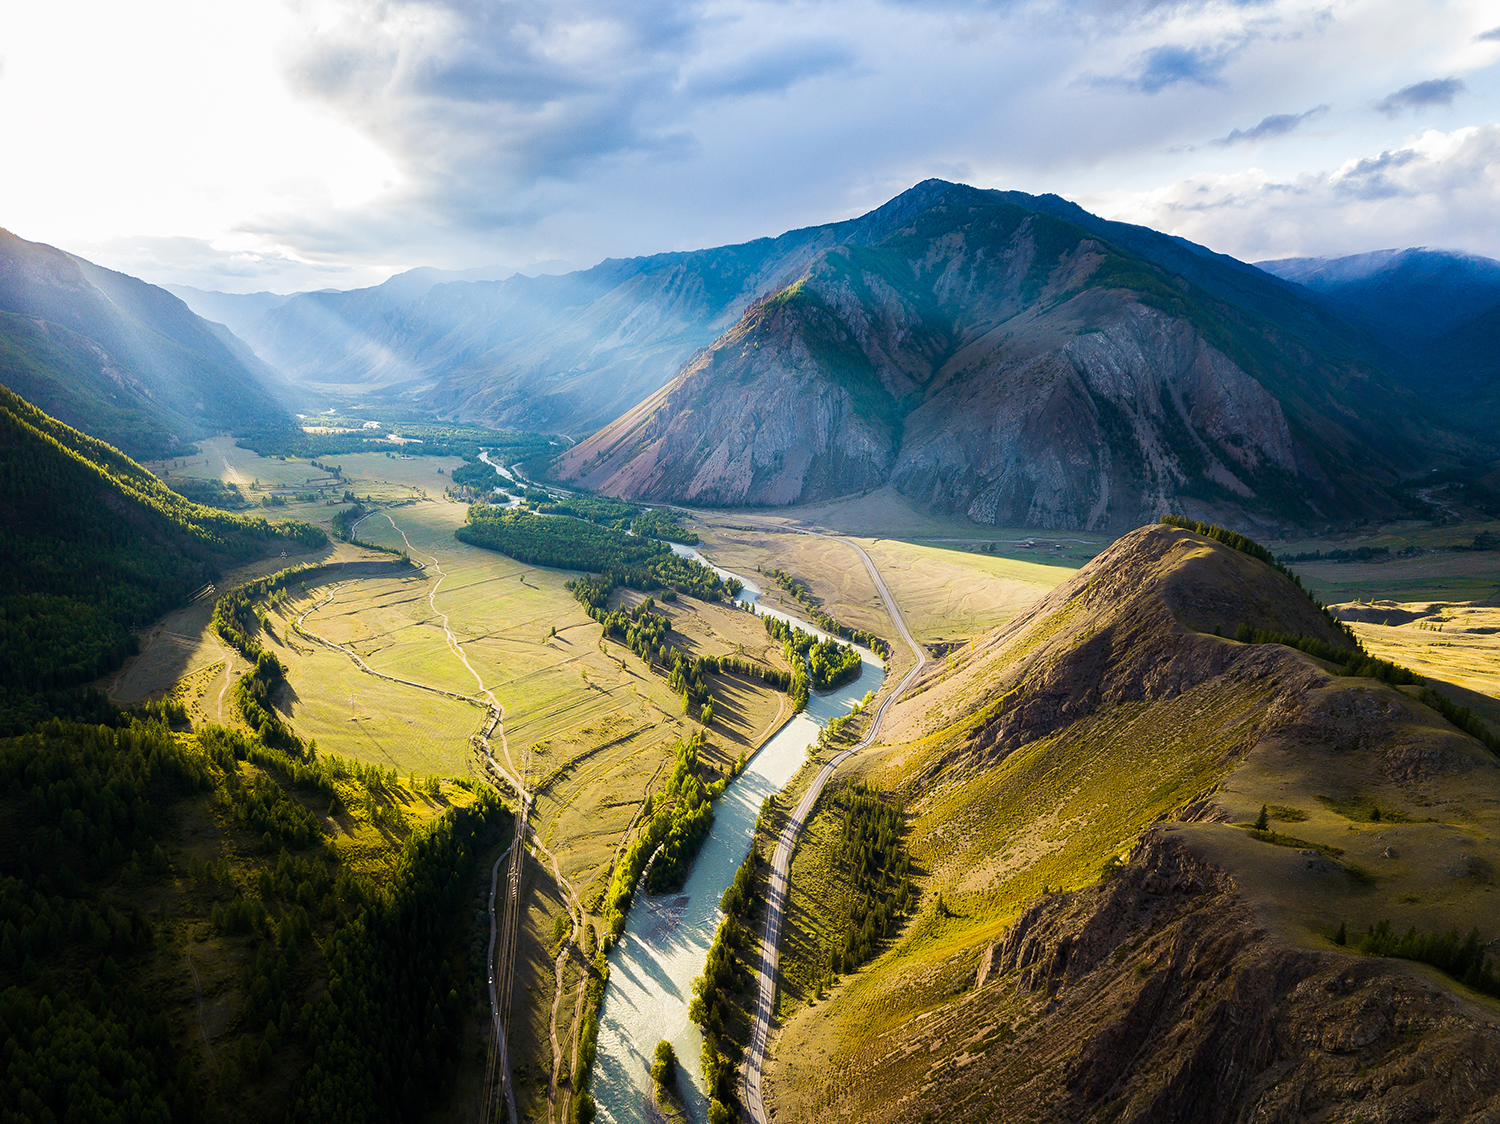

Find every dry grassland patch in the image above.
[1335,599,1500,728]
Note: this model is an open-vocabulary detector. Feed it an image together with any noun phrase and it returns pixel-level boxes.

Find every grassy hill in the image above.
[761,522,1500,1122]
[0,384,324,730]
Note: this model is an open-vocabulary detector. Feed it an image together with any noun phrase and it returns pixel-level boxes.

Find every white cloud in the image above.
[1086,124,1500,260]
[1,0,1498,289]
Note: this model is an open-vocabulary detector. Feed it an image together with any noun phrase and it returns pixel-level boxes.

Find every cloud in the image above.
[73,234,393,294]
[1090,40,1242,93]
[681,40,856,100]
[1476,26,1500,41]
[284,0,704,192]
[1375,77,1466,116]
[13,0,1500,293]
[1215,105,1328,146]
[1088,125,1500,262]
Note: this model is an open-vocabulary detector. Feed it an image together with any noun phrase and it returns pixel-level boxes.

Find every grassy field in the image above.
[1331,601,1500,729]
[128,437,807,1124]
[1273,518,1500,604]
[691,517,1076,647]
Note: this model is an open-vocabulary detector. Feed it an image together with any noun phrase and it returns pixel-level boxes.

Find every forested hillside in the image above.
[0,229,299,460]
[0,714,508,1124]
[0,385,323,730]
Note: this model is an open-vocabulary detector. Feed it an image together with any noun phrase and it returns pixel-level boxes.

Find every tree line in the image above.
[1335,918,1498,998]
[764,567,889,657]
[243,424,555,464]
[826,783,913,976]
[1278,545,1390,563]
[601,733,734,939]
[689,847,763,1124]
[1229,624,1418,685]
[458,506,736,600]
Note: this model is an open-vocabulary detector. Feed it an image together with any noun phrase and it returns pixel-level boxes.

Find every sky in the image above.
[2,0,1498,293]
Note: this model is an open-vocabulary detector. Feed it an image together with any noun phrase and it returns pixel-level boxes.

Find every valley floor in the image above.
[116,439,1500,1124]
[119,437,1068,1124]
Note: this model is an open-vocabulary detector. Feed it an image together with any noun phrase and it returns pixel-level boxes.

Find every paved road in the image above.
[744,535,928,1124]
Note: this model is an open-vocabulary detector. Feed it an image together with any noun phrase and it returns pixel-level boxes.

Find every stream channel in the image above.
[475,454,886,1122]
[593,545,885,1124]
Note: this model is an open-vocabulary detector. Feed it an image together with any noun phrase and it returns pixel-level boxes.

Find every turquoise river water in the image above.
[592,547,885,1124]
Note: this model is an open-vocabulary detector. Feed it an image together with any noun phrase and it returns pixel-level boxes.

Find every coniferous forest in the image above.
[0,385,323,732]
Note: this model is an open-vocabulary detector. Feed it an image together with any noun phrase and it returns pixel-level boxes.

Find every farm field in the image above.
[1275,518,1500,604]
[692,516,1078,647]
[1332,600,1500,729]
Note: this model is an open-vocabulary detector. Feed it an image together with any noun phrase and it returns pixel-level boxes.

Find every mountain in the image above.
[225,194,1047,435]
[558,181,1458,531]
[166,263,531,341]
[0,383,323,729]
[0,230,300,460]
[1259,249,1500,430]
[163,284,297,338]
[1434,302,1500,404]
[1258,248,1500,354]
[765,521,1500,1122]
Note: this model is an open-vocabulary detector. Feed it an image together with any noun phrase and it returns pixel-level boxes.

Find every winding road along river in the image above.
[593,548,885,1124]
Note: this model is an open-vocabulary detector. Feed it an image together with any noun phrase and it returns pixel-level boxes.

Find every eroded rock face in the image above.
[560,191,1411,529]
[830,829,1500,1124]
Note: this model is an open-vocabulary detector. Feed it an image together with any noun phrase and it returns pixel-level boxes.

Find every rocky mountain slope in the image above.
[0,229,299,460]
[220,203,960,434]
[764,522,1500,1122]
[560,182,1457,530]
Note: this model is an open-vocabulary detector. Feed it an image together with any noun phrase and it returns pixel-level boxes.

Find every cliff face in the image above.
[559,187,1436,530]
[763,525,1500,1122]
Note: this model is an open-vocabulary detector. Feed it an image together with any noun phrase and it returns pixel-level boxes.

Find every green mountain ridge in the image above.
[0,384,323,729]
[0,229,301,461]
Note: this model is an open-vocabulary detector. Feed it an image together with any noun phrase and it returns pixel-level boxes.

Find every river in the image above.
[592,544,885,1124]
[468,458,883,1121]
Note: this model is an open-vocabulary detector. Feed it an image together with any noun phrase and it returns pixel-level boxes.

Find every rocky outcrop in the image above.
[559,185,1425,530]
[979,829,1500,1124]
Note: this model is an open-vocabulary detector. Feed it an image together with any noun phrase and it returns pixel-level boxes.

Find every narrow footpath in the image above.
[744,535,928,1124]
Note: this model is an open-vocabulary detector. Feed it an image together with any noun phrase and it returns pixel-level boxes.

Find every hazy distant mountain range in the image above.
[1259,248,1500,429]
[3,182,1498,529]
